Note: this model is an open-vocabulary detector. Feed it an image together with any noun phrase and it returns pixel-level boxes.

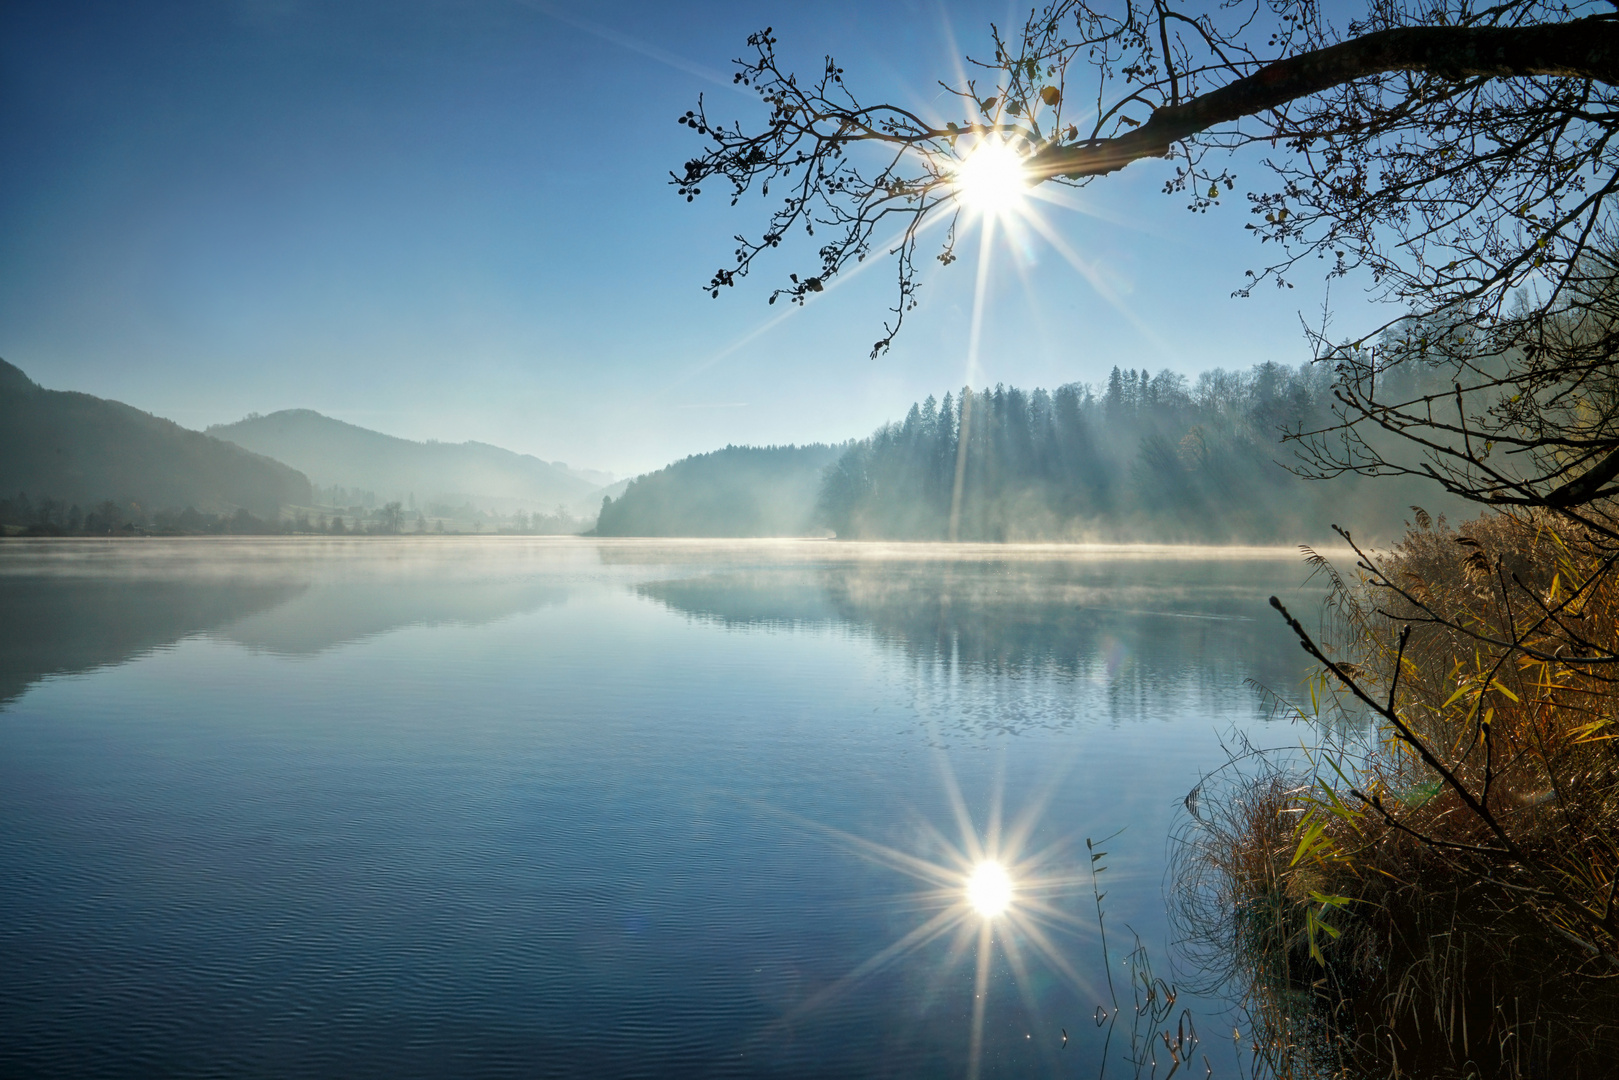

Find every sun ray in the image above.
[707,53,1203,1073]
[905,913,994,1030]
[934,746,990,866]
[1000,926,1066,1074]
[905,805,984,875]
[1000,755,1085,868]
[1005,909,1100,998]
[838,905,968,985]
[963,206,998,390]
[740,799,972,889]
[1012,211,1182,368]
[948,208,999,542]
[777,907,967,1025]
[966,919,994,1080]
[985,761,1006,859]
[1023,182,1163,235]
[659,206,957,393]
[1007,885,1098,923]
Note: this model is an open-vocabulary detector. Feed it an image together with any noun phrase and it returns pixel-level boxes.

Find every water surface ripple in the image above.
[0,538,1321,1078]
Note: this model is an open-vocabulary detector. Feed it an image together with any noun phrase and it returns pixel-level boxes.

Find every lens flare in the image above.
[966,860,1013,916]
[951,140,1028,216]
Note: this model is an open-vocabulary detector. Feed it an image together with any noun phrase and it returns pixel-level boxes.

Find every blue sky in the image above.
[0,0,1352,477]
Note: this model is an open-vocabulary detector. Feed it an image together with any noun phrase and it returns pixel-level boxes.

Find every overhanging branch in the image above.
[1028,17,1619,181]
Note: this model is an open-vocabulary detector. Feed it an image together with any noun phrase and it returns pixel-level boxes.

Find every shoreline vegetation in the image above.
[0,494,586,538]
[1176,510,1619,1078]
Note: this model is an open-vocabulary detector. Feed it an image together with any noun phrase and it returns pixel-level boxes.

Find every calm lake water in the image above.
[0,538,1324,1078]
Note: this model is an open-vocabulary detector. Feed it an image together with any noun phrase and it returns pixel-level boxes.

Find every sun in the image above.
[951,140,1029,217]
[965,859,1014,917]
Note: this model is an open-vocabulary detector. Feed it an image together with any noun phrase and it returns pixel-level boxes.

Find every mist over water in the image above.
[0,538,1322,1078]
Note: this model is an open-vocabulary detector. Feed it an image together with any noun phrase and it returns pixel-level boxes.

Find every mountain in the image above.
[0,358,311,516]
[594,444,844,537]
[208,409,596,511]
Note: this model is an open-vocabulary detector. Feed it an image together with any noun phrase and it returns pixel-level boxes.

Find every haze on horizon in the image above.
[0,0,1338,478]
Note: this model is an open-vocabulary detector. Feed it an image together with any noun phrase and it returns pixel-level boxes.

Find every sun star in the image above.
[951,140,1029,218]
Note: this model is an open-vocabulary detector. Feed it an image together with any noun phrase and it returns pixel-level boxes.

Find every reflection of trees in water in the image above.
[633,573,841,631]
[639,560,1313,734]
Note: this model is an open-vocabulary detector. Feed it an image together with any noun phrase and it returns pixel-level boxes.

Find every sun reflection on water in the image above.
[966,859,1013,917]
[755,756,1099,1079]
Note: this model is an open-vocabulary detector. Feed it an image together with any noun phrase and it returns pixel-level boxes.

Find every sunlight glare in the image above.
[966,860,1013,917]
[951,141,1028,217]
[774,763,1097,1080]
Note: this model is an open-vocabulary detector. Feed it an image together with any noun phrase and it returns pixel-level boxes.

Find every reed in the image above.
[1175,509,1619,1078]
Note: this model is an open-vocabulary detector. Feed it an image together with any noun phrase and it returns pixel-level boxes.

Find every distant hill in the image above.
[595,445,844,537]
[562,464,616,489]
[0,358,311,516]
[208,409,596,511]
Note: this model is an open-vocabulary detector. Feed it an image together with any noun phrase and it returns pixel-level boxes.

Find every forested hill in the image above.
[0,358,311,517]
[595,445,845,537]
[208,409,597,511]
[819,362,1456,544]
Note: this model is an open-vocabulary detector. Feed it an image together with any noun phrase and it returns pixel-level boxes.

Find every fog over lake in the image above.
[0,538,1324,1078]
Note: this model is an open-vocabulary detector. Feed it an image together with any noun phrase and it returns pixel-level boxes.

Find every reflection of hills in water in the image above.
[0,578,302,706]
[0,573,566,706]
[218,580,566,655]
[639,560,1314,732]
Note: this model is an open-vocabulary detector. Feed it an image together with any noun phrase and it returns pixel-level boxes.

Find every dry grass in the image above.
[1175,509,1619,1079]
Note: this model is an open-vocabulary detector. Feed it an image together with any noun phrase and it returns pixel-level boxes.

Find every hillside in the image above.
[594,444,844,537]
[0,358,311,517]
[820,364,1465,544]
[208,410,596,511]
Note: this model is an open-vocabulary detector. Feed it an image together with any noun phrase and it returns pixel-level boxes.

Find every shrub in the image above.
[1178,510,1619,1078]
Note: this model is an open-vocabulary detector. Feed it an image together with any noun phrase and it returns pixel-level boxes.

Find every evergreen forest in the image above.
[818,361,1451,544]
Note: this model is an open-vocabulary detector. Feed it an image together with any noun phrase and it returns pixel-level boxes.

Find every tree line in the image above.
[0,495,415,537]
[0,494,306,536]
[0,493,588,537]
[817,360,1446,543]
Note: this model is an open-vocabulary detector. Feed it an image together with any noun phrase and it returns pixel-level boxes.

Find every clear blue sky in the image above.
[0,0,1352,477]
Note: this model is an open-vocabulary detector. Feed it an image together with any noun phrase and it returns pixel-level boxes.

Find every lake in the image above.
[0,537,1325,1078]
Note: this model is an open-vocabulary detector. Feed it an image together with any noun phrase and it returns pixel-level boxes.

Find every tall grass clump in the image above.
[1175,509,1619,1079]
